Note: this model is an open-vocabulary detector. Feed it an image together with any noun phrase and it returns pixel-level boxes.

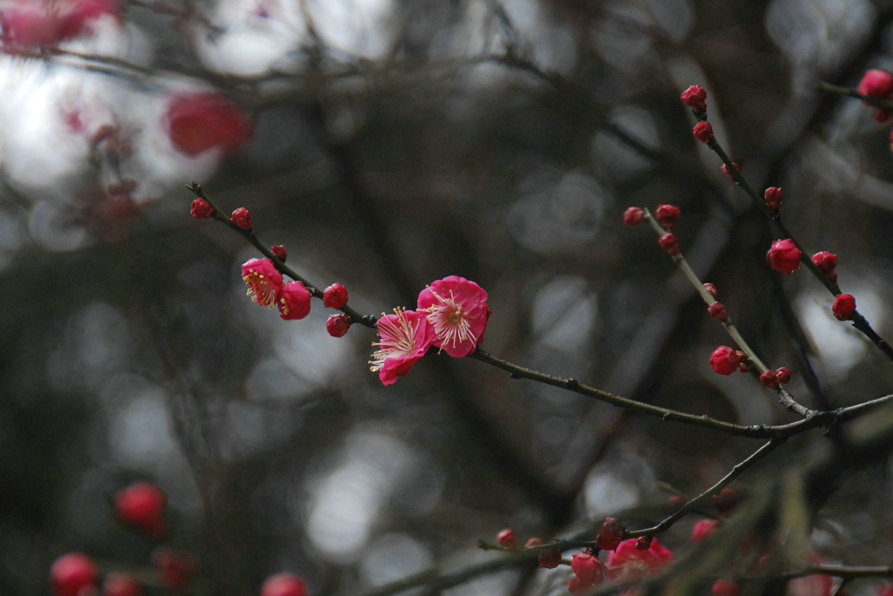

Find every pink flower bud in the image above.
[325,314,352,337]
[231,207,253,230]
[50,553,98,596]
[707,302,727,322]
[692,121,714,143]
[832,293,856,320]
[703,282,718,297]
[766,239,801,274]
[596,517,625,552]
[278,281,312,320]
[190,198,214,219]
[658,233,679,255]
[811,251,837,273]
[680,85,707,112]
[496,527,516,549]
[261,573,308,596]
[709,346,739,376]
[857,69,893,98]
[721,162,739,178]
[691,519,718,542]
[571,551,606,586]
[775,367,792,384]
[524,537,543,548]
[712,579,740,596]
[763,186,783,210]
[102,573,142,596]
[271,245,287,261]
[323,283,349,309]
[114,482,167,538]
[623,206,644,226]
[655,204,680,230]
[759,369,779,389]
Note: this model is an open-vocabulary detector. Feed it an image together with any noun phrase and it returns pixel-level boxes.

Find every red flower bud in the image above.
[680,85,707,112]
[709,346,739,376]
[50,553,98,596]
[190,198,214,219]
[775,367,792,384]
[325,314,352,337]
[102,573,142,596]
[496,527,517,549]
[766,239,801,274]
[658,233,679,255]
[721,162,739,178]
[692,121,714,143]
[635,536,652,551]
[654,204,680,230]
[832,293,856,320]
[703,282,718,297]
[278,281,312,320]
[323,283,349,309]
[596,517,625,552]
[231,207,253,230]
[524,537,542,548]
[707,302,727,322]
[857,69,893,98]
[261,573,308,596]
[712,579,740,596]
[691,519,718,542]
[114,482,167,538]
[759,369,779,389]
[538,547,562,569]
[811,251,837,273]
[271,244,287,261]
[623,206,644,226]
[571,551,606,586]
[763,186,783,210]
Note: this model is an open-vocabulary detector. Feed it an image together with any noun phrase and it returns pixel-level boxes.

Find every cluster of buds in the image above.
[759,367,793,388]
[855,69,893,152]
[51,480,310,596]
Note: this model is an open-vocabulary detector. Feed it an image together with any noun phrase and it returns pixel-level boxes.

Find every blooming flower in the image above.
[766,239,801,274]
[417,276,489,357]
[241,258,283,307]
[369,308,435,385]
[278,281,311,320]
[606,537,673,586]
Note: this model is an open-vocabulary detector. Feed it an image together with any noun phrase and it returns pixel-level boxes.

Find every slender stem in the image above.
[642,209,813,418]
[693,116,893,362]
[627,438,782,538]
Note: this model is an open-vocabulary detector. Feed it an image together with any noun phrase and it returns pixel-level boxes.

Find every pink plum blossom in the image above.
[606,537,673,587]
[369,308,435,385]
[241,258,283,307]
[417,275,489,357]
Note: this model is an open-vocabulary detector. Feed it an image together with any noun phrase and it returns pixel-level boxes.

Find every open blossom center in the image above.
[426,290,475,350]
[369,309,421,372]
[243,270,277,307]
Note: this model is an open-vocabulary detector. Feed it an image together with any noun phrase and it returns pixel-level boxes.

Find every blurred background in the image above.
[2,0,893,594]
